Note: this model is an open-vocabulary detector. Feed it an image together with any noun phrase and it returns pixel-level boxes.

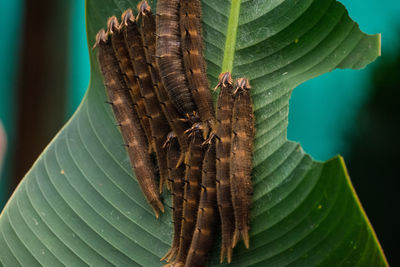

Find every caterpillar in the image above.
[165,120,205,266]
[184,138,218,267]
[179,0,216,135]
[137,1,189,162]
[230,78,254,249]
[155,0,197,117]
[107,16,155,153]
[94,29,164,218]
[121,10,171,192]
[214,72,235,263]
[161,132,185,262]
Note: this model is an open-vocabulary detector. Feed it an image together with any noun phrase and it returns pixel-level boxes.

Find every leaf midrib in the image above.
[221,0,241,72]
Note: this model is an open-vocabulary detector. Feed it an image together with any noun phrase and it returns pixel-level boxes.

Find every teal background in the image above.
[289,0,400,160]
[66,0,90,118]
[0,0,24,207]
[0,0,90,207]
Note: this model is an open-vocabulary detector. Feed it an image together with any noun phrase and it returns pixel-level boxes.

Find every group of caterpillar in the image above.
[94,28,164,217]
[94,0,255,266]
[214,74,254,263]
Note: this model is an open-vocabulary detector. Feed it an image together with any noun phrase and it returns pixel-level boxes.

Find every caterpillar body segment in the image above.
[137,1,190,159]
[95,29,163,218]
[168,123,205,266]
[214,72,235,263]
[162,132,186,262]
[121,11,171,192]
[179,0,216,135]
[230,78,254,249]
[156,0,197,117]
[107,16,154,153]
[184,139,218,267]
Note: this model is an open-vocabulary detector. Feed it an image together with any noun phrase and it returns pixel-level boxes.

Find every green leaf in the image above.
[0,0,387,266]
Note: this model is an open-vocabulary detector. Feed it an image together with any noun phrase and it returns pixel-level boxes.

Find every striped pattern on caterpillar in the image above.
[184,138,218,267]
[156,0,197,117]
[162,132,186,262]
[179,0,216,133]
[230,78,254,249]
[95,29,164,218]
[166,120,205,266]
[137,0,190,163]
[107,16,154,154]
[214,72,235,263]
[121,10,172,192]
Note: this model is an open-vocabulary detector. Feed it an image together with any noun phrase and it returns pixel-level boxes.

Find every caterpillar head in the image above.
[93,28,108,48]
[106,16,120,34]
[163,131,177,149]
[234,78,251,95]
[137,0,151,19]
[121,8,135,28]
[214,72,233,91]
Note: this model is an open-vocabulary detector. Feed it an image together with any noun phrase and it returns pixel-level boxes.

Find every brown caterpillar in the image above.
[137,1,189,161]
[230,78,254,249]
[165,121,205,266]
[179,0,216,134]
[121,10,171,192]
[94,29,164,218]
[155,0,197,117]
[107,16,155,153]
[214,72,235,263]
[161,132,185,262]
[184,138,218,267]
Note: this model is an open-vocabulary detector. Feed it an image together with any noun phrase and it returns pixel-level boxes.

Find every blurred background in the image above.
[0,0,398,265]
